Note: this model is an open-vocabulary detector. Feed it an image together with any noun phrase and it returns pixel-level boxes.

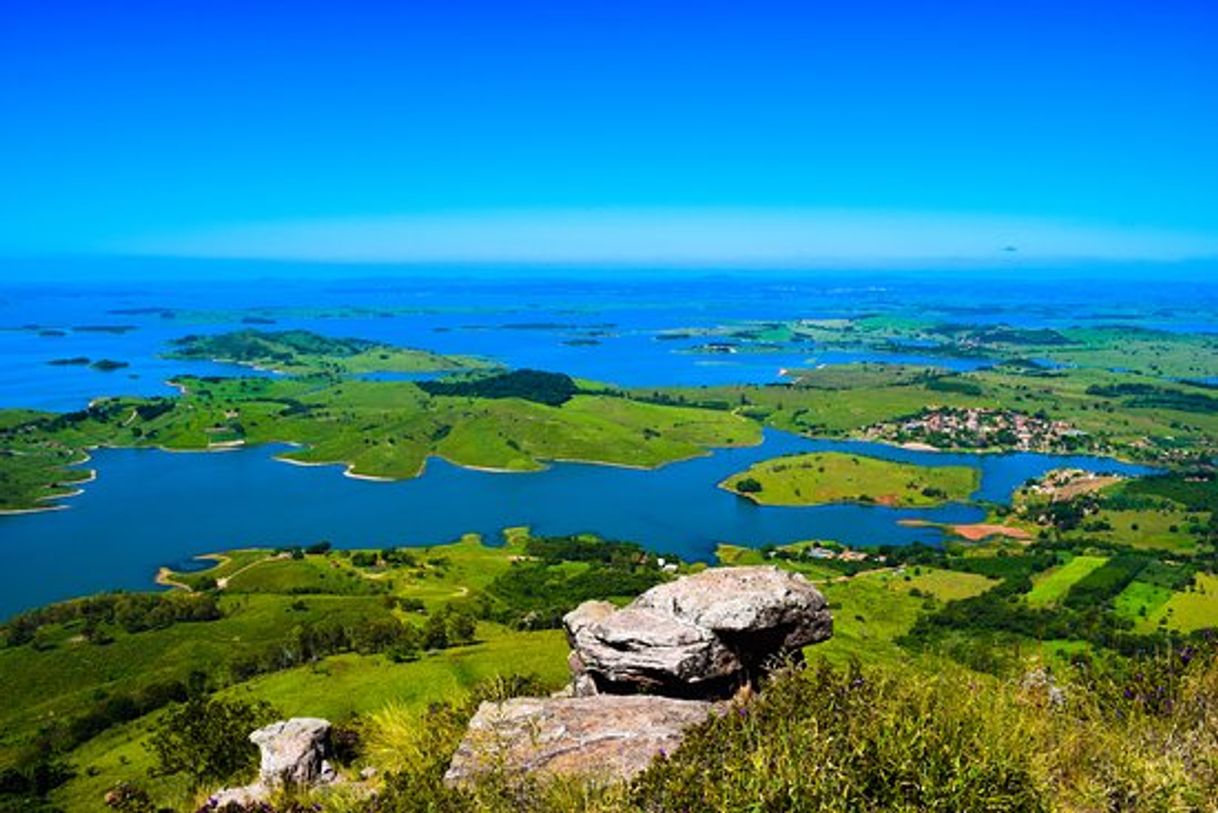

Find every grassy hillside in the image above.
[0,374,759,510]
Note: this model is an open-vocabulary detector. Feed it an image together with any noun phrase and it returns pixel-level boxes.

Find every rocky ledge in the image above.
[446,565,832,784]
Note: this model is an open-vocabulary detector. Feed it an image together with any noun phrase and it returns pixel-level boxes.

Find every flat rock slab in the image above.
[444,695,713,785]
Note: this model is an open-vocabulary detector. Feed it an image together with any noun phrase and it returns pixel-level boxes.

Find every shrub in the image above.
[734,477,762,494]
[146,696,278,788]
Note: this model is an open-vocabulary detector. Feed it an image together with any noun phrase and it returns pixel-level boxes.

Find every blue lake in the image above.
[0,429,1151,618]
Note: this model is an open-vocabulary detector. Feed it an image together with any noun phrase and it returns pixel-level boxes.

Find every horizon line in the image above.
[101,208,1218,268]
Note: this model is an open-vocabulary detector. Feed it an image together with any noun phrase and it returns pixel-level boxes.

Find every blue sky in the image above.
[2,0,1216,265]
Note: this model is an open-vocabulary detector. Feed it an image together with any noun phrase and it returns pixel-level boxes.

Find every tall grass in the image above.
[355,645,1218,812]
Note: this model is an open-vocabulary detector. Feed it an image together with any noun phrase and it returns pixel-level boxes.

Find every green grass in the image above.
[0,444,91,511]
[721,451,978,507]
[0,533,547,766]
[1025,555,1109,607]
[51,627,570,812]
[0,593,392,763]
[8,530,623,810]
[233,626,568,720]
[1145,573,1218,633]
[713,543,770,566]
[892,566,998,602]
[782,363,947,390]
[1114,580,1174,625]
[1054,503,1203,553]
[223,556,386,595]
[815,571,929,664]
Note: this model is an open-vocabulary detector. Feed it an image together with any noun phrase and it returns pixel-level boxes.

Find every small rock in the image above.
[359,766,378,781]
[208,784,269,808]
[444,695,712,785]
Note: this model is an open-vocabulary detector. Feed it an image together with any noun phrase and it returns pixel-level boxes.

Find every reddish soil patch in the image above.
[949,523,1033,542]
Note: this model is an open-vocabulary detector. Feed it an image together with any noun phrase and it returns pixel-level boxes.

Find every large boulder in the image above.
[207,718,336,807]
[565,566,831,697]
[444,695,712,785]
[635,565,833,654]
[567,605,741,696]
[250,717,336,787]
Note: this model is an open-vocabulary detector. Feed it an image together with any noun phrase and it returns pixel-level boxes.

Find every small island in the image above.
[165,328,491,375]
[89,359,130,372]
[721,451,979,507]
[72,324,138,334]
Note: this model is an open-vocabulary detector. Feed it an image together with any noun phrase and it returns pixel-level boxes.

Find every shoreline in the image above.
[154,566,192,591]
[851,434,1151,466]
[155,552,230,591]
[0,503,70,516]
[274,451,399,483]
[0,467,98,516]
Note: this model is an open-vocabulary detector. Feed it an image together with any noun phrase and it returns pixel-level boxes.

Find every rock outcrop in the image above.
[446,565,833,785]
[445,695,713,785]
[566,566,831,697]
[251,717,336,787]
[566,604,741,696]
[208,717,336,806]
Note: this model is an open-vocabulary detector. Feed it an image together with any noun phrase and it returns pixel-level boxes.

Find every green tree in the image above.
[735,477,763,494]
[146,697,277,788]
[422,613,449,650]
[388,624,422,662]
[447,611,477,645]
